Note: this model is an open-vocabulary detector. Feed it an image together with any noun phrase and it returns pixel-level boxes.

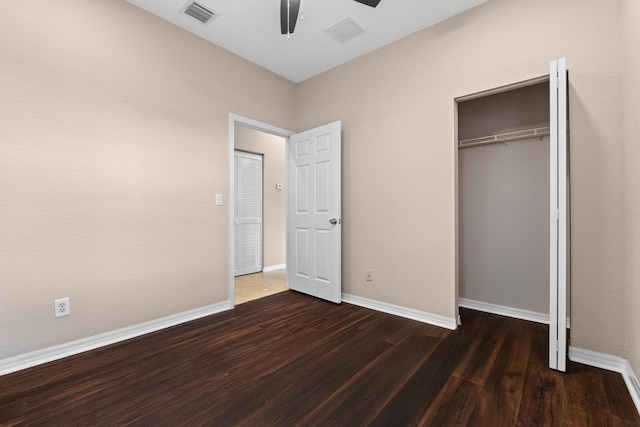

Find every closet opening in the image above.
[455,76,561,323]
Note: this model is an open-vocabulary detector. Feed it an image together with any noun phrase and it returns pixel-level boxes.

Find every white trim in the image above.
[228,113,294,309]
[0,301,231,377]
[569,346,627,372]
[556,57,568,372]
[342,293,457,330]
[549,58,559,369]
[263,264,286,273]
[549,57,568,372]
[458,298,549,325]
[569,347,640,415]
[455,75,550,102]
[624,361,640,415]
[229,114,294,137]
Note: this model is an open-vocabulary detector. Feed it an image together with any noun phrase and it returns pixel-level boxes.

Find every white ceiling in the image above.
[127,0,488,83]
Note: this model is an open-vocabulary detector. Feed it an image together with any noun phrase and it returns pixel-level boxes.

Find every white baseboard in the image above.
[624,362,640,416]
[568,346,627,372]
[458,298,550,325]
[342,293,457,330]
[569,346,640,415]
[263,264,286,273]
[0,300,231,377]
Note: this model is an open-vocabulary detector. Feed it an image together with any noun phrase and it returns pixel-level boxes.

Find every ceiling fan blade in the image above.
[353,0,381,7]
[281,0,301,34]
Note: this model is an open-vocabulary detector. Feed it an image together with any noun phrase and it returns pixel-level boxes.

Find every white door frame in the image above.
[228,113,295,308]
[228,114,294,307]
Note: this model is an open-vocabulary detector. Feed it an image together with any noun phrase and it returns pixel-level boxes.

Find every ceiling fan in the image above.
[280,0,382,35]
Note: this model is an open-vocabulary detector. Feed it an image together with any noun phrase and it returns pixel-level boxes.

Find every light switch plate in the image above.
[215,194,223,206]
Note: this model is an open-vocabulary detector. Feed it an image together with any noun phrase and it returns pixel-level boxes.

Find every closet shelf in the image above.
[458,126,550,149]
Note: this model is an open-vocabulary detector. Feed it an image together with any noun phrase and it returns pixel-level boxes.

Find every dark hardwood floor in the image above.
[1,291,639,426]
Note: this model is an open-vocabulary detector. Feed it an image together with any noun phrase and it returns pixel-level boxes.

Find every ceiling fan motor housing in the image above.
[354,0,382,7]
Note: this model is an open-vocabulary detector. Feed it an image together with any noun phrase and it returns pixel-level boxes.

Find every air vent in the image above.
[184,2,216,25]
[325,17,366,45]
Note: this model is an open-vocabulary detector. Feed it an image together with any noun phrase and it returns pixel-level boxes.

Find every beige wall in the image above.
[234,126,287,269]
[297,0,627,355]
[0,0,296,359]
[623,0,640,380]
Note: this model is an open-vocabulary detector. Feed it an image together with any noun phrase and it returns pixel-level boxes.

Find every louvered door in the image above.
[234,151,263,276]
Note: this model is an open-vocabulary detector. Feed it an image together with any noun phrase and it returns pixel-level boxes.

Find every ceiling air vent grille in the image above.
[184,2,215,24]
[325,17,366,45]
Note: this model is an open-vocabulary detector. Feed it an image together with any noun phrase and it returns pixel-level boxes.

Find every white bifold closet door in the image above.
[234,151,263,276]
[549,58,569,372]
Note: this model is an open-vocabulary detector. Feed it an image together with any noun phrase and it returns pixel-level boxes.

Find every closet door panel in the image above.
[234,151,263,276]
[549,58,568,372]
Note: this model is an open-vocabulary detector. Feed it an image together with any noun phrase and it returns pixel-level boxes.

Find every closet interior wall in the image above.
[458,82,551,315]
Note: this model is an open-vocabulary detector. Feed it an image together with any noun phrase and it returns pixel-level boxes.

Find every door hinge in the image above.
[555,341,560,351]
[553,209,560,220]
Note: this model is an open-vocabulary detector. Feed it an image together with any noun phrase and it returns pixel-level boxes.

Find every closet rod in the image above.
[458,126,550,149]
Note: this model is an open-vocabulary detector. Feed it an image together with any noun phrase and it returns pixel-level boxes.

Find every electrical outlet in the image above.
[54,298,70,318]
[365,270,373,282]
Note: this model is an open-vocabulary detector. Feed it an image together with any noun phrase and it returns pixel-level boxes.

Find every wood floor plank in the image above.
[451,310,507,386]
[418,376,480,426]
[600,368,640,424]
[465,316,533,426]
[300,330,440,426]
[515,322,577,426]
[204,318,394,425]
[1,292,639,426]
[367,313,475,426]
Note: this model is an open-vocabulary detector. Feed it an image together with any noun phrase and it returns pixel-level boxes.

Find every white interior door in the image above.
[549,58,568,371]
[234,150,263,276]
[287,121,342,303]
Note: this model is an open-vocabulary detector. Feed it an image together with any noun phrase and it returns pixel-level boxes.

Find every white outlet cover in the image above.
[54,297,71,318]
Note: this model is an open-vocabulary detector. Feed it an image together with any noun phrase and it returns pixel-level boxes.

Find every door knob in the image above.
[330,218,340,225]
